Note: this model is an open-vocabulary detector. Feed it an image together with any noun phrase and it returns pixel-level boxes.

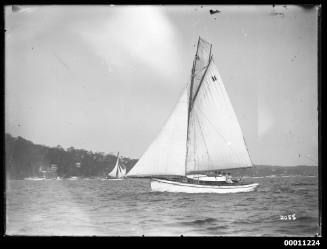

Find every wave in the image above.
[292,182,316,186]
[242,176,264,179]
[206,225,229,231]
[8,176,318,236]
[232,219,256,225]
[296,216,318,222]
[271,186,296,193]
[180,217,218,226]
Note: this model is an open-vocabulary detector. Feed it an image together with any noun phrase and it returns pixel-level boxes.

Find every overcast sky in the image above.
[5,5,319,166]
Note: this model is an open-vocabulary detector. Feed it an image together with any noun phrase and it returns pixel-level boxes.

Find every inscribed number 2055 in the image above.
[280,213,296,220]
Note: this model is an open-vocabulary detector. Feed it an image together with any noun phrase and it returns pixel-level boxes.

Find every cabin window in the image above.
[211,75,217,81]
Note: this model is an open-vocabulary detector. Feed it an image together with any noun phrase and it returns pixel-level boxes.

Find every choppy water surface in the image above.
[6,176,319,236]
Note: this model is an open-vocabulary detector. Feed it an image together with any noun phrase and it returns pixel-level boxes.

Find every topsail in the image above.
[128,37,253,177]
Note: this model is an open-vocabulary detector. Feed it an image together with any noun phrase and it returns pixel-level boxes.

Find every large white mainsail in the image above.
[186,58,252,173]
[127,37,253,178]
[127,87,189,177]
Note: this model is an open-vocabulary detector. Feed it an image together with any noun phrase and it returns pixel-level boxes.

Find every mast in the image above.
[191,54,212,110]
[116,152,120,178]
[187,37,201,116]
[185,37,201,175]
[185,37,213,175]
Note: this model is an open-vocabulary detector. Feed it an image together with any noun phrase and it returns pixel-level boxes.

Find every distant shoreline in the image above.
[5,133,318,180]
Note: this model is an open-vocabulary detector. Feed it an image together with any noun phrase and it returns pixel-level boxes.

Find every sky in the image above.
[5,5,319,166]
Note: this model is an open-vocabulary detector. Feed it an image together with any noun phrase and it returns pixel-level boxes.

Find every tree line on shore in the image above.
[5,133,138,179]
[5,133,317,180]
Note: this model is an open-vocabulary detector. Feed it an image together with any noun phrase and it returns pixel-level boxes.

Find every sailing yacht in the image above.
[107,152,126,180]
[127,37,259,193]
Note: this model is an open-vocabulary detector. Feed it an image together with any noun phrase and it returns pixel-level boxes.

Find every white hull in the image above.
[151,178,259,194]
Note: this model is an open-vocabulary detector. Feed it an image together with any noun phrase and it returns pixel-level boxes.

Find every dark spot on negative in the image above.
[12,5,21,12]
[297,4,316,10]
[209,9,221,15]
[269,11,285,17]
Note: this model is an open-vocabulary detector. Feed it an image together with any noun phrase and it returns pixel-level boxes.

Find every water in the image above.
[6,176,319,236]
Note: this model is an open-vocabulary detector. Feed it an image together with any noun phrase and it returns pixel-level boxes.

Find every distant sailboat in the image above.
[127,37,259,193]
[107,152,126,180]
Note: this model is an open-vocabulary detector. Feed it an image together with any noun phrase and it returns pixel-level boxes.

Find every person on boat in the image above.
[220,172,227,182]
[226,173,233,184]
[214,171,225,181]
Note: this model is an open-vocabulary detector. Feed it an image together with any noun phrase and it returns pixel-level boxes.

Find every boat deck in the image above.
[157,177,249,186]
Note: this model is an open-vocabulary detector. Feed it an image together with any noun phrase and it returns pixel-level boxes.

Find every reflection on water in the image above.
[6,176,319,236]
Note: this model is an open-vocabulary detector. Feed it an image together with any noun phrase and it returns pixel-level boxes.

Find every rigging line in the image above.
[186,37,202,174]
[185,83,193,175]
[192,65,210,79]
[191,56,213,111]
[218,82,253,165]
[189,113,199,172]
[192,79,230,147]
[304,155,318,164]
[243,136,254,166]
[189,39,212,114]
[207,59,238,125]
[194,111,212,170]
[213,66,247,147]
[193,113,197,171]
[217,77,232,112]
[196,80,241,165]
[209,68,250,164]
[187,112,196,171]
[210,59,234,119]
[186,40,199,157]
[193,104,244,164]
